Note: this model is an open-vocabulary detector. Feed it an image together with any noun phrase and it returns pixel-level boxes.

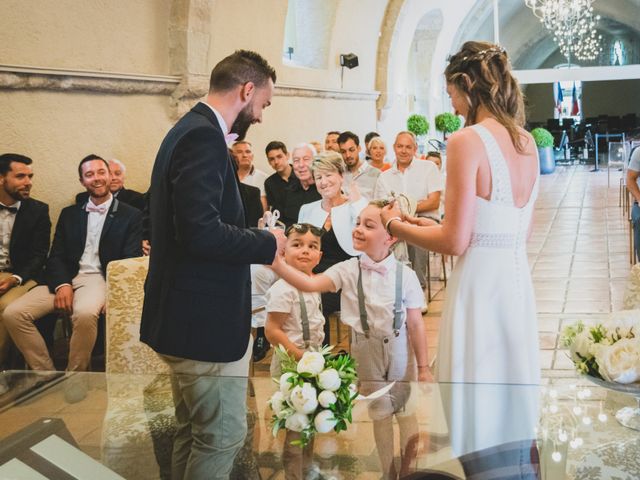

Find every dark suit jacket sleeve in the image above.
[45,209,73,290]
[13,203,51,282]
[171,126,276,263]
[123,209,143,258]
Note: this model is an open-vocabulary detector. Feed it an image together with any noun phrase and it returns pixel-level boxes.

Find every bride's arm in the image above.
[382,130,479,256]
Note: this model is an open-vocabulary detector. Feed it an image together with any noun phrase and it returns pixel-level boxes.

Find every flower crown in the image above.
[456,45,506,64]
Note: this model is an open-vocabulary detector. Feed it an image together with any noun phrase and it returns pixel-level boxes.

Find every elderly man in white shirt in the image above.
[232,140,269,211]
[374,131,444,288]
[338,131,380,200]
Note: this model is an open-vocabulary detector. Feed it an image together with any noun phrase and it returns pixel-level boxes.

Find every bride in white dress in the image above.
[381,41,541,472]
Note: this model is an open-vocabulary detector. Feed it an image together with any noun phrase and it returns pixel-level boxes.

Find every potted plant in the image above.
[435,112,462,140]
[531,127,555,174]
[406,114,430,153]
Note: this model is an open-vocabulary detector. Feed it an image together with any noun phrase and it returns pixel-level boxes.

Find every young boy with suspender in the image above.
[271,201,431,480]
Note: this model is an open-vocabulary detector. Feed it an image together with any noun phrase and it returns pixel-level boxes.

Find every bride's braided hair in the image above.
[445,41,528,153]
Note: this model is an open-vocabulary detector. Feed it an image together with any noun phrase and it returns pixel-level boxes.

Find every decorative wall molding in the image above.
[0,65,379,103]
[275,84,379,101]
[0,64,181,95]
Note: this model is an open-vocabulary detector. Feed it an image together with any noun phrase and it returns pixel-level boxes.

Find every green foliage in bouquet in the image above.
[269,345,359,447]
[530,127,555,148]
[434,112,462,133]
[561,313,640,384]
[407,114,430,137]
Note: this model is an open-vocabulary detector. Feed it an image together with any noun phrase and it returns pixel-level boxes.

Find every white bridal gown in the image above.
[436,123,541,458]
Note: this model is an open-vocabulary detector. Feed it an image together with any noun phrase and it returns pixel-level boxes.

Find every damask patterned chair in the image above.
[101,256,175,480]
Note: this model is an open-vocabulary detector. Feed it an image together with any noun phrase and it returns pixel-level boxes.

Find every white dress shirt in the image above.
[374,158,444,219]
[324,253,424,337]
[342,161,381,200]
[0,201,20,273]
[241,166,269,196]
[78,195,113,275]
[266,278,325,348]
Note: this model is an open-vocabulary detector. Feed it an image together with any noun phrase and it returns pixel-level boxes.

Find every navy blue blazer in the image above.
[9,198,51,283]
[44,198,142,292]
[140,102,276,363]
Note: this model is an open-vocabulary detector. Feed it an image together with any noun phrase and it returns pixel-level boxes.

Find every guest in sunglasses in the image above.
[265,222,324,480]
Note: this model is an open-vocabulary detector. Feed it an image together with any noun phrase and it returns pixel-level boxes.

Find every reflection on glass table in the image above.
[0,371,638,479]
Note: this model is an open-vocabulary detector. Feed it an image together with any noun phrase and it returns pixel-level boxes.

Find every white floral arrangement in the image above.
[561,311,640,384]
[268,345,358,447]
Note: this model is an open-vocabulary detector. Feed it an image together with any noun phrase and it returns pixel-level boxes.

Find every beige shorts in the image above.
[351,326,416,420]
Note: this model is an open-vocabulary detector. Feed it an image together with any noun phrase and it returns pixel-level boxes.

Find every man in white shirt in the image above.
[338,131,380,200]
[374,131,444,287]
[3,155,142,379]
[232,141,269,211]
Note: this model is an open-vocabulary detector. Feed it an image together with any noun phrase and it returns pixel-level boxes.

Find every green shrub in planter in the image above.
[531,127,554,148]
[435,112,462,134]
[406,114,430,137]
[531,127,555,174]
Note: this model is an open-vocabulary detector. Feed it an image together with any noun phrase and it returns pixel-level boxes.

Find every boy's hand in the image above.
[407,215,437,227]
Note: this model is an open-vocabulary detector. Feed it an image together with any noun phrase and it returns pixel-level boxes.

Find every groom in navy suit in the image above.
[140,50,285,480]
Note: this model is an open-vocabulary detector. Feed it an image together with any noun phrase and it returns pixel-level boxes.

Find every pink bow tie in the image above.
[225,133,239,144]
[360,257,387,276]
[86,204,107,214]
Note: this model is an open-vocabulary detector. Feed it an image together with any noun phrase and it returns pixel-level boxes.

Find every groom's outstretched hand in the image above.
[270,228,287,257]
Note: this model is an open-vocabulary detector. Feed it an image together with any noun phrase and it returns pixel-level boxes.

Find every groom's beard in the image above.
[230,103,254,141]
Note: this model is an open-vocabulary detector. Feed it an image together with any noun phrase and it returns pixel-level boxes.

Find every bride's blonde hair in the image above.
[445,41,528,153]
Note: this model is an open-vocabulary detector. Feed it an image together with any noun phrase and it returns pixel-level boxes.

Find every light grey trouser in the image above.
[160,336,252,480]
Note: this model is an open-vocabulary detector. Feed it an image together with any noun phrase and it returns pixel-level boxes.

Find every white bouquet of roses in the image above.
[268,345,358,447]
[561,310,640,384]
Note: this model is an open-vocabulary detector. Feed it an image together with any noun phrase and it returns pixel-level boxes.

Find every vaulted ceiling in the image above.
[452,0,640,69]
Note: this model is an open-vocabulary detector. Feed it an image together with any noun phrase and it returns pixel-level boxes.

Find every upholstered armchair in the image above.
[100,256,175,480]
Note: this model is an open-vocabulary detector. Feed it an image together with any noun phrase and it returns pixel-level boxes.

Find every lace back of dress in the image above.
[471,124,514,206]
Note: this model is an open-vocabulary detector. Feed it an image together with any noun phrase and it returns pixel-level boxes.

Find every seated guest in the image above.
[298,151,367,345]
[310,140,323,154]
[324,131,340,153]
[232,141,269,211]
[367,137,392,171]
[338,131,380,200]
[264,141,294,214]
[76,158,145,211]
[280,143,321,227]
[364,131,380,161]
[4,154,142,375]
[0,154,51,375]
[424,150,442,170]
[375,132,444,288]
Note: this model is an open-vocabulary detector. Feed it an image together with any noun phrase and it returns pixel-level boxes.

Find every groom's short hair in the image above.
[209,50,276,93]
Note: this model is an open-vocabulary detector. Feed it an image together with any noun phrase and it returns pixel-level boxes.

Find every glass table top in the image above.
[0,370,638,479]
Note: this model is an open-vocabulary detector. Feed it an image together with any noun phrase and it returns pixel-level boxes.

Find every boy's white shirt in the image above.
[324,253,425,337]
[265,278,325,348]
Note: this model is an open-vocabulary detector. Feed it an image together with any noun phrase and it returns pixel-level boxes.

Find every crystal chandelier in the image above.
[525,0,603,62]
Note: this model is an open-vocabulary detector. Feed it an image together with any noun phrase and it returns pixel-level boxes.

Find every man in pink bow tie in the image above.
[3,155,142,393]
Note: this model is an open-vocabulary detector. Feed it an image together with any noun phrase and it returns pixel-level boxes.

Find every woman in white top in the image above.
[381,41,540,467]
[298,151,367,344]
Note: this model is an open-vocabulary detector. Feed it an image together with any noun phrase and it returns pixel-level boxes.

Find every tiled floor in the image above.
[254,165,633,381]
